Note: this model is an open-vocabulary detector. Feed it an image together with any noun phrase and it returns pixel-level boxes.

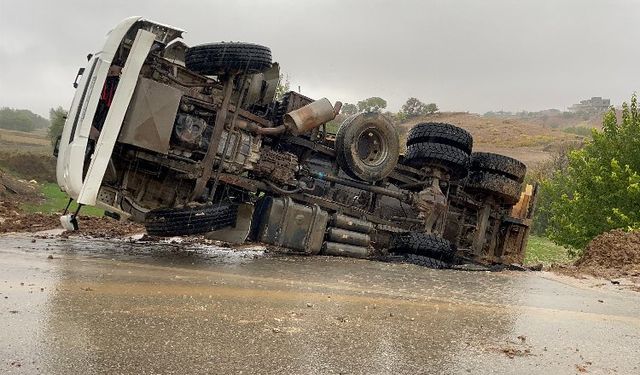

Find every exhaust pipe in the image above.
[284,98,342,135]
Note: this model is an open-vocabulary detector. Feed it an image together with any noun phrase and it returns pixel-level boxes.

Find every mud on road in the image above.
[1,233,639,374]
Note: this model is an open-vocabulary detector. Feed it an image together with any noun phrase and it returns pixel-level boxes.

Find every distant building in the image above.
[568,97,610,113]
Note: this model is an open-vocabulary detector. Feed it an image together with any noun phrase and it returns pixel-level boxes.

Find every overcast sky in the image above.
[1,0,638,117]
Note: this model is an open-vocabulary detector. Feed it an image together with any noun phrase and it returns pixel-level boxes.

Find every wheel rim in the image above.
[355,126,388,167]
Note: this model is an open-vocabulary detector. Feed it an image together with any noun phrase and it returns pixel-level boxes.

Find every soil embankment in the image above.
[553,229,640,289]
[574,229,640,279]
[1,169,142,236]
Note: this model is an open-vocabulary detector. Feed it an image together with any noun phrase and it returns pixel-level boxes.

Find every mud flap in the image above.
[204,203,254,244]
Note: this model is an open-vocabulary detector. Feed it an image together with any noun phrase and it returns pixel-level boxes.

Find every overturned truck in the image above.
[55,17,536,268]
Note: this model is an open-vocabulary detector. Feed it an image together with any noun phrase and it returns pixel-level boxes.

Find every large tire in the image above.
[404,143,470,180]
[398,254,451,269]
[471,152,526,183]
[389,232,457,263]
[407,122,473,154]
[465,171,521,205]
[144,202,238,236]
[335,113,400,182]
[185,43,272,75]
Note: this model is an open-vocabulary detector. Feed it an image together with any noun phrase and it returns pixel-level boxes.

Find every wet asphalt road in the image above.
[1,234,639,375]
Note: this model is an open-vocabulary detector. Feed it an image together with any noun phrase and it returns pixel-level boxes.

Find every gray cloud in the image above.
[1,0,638,117]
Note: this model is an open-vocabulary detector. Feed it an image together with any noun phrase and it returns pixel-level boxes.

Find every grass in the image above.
[525,235,573,265]
[21,183,104,217]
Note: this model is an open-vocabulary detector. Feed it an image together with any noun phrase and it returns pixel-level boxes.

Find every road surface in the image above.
[1,233,639,374]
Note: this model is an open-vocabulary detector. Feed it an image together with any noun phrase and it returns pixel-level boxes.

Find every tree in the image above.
[529,140,583,236]
[341,103,358,116]
[425,103,439,114]
[0,107,48,132]
[275,73,290,101]
[400,97,428,118]
[48,107,67,146]
[398,98,439,119]
[538,93,639,250]
[357,97,387,113]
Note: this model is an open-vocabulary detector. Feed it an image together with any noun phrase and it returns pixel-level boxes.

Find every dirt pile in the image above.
[0,169,40,198]
[60,217,144,238]
[0,200,60,233]
[1,200,144,236]
[1,171,144,236]
[574,229,640,279]
[1,168,57,233]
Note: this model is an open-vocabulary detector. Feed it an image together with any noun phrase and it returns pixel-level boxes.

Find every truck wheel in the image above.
[403,143,470,180]
[144,202,238,236]
[465,171,521,205]
[185,43,272,75]
[335,113,400,182]
[399,254,451,269]
[406,122,473,154]
[470,152,526,183]
[389,232,457,263]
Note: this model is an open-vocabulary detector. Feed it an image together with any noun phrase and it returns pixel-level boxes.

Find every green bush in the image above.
[48,107,67,146]
[538,93,639,251]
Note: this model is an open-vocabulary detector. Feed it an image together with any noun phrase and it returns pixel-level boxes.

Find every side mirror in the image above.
[73,67,85,89]
[53,135,61,157]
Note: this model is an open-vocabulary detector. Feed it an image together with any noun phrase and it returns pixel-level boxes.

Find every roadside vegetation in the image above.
[524,235,572,265]
[533,93,639,255]
[327,96,440,134]
[48,107,67,145]
[21,182,103,217]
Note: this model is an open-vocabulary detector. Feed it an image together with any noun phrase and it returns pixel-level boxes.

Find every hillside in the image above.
[0,128,51,154]
[484,110,604,130]
[0,128,55,182]
[398,112,585,167]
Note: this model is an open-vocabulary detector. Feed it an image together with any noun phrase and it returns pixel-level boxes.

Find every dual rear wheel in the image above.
[403,122,473,181]
[465,152,527,205]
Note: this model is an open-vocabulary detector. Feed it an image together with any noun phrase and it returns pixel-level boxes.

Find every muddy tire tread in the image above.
[389,232,457,263]
[404,143,470,180]
[471,152,526,183]
[144,203,238,236]
[185,43,272,75]
[406,122,473,154]
[400,254,451,269]
[465,171,522,205]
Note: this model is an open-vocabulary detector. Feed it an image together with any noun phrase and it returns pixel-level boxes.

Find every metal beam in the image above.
[191,75,235,200]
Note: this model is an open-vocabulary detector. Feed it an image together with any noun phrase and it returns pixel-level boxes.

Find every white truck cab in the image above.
[56,17,183,209]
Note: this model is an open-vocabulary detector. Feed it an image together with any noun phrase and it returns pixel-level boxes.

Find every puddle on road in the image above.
[0,233,267,267]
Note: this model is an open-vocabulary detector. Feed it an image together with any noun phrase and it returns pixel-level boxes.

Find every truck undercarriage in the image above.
[56,17,536,268]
